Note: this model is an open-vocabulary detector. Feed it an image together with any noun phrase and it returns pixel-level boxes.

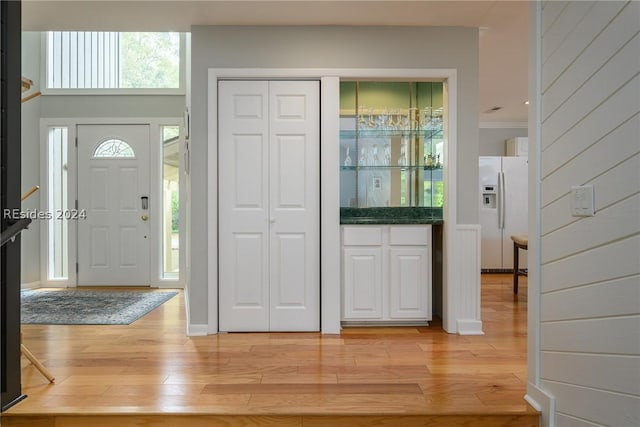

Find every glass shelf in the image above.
[340,166,443,171]
[339,81,445,212]
[340,129,443,138]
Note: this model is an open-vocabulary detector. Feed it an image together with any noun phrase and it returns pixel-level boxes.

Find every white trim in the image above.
[479,121,528,129]
[149,122,162,286]
[156,280,184,290]
[187,324,209,336]
[320,76,341,334]
[442,73,459,333]
[451,224,483,335]
[206,68,452,80]
[184,282,207,335]
[528,0,548,425]
[42,88,186,96]
[526,382,555,427]
[206,71,219,334]
[456,319,484,335]
[207,67,459,335]
[21,281,41,290]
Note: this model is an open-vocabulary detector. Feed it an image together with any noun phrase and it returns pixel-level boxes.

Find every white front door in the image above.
[218,80,320,332]
[77,124,150,286]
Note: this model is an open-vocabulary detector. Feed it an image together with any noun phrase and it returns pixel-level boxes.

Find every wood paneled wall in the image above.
[538,1,640,425]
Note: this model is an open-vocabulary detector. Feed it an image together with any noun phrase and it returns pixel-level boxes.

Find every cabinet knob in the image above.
[270,217,276,223]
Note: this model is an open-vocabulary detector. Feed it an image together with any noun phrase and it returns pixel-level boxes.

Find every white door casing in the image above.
[207,68,462,336]
[77,124,150,286]
[218,80,320,332]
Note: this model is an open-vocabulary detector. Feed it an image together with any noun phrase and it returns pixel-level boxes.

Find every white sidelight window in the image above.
[47,127,69,280]
[162,126,180,278]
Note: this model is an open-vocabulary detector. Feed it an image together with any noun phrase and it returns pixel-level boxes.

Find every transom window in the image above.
[45,31,184,92]
[93,138,135,158]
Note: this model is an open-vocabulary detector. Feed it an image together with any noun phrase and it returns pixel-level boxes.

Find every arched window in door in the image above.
[93,138,135,158]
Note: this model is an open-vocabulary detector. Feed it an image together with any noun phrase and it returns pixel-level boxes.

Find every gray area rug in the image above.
[21,289,178,325]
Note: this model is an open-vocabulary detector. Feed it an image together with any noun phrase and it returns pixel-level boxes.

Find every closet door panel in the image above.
[219,80,270,332]
[269,81,320,331]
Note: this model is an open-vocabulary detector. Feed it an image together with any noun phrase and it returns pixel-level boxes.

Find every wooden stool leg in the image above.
[513,242,519,294]
[20,332,55,383]
[21,344,55,383]
[20,344,55,383]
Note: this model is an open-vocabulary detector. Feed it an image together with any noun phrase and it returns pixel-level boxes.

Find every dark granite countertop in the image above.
[340,207,443,225]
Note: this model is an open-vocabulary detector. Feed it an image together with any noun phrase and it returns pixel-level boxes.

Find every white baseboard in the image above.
[525,382,555,427]
[457,319,485,335]
[182,284,208,336]
[156,282,184,290]
[21,281,41,290]
[187,323,208,336]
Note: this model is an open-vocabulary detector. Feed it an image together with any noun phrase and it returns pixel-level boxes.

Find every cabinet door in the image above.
[389,247,430,319]
[342,247,383,319]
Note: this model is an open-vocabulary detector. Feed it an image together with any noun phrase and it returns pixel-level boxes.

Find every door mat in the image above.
[21,289,178,325]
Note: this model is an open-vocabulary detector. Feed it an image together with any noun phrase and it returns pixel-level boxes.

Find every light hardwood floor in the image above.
[4,274,537,426]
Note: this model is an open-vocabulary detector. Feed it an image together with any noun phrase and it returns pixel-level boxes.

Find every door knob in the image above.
[141,215,149,221]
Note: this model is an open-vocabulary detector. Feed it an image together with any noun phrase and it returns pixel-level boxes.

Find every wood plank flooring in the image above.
[3,274,537,426]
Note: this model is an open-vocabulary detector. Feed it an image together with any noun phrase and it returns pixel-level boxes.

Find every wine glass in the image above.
[344,146,352,167]
[372,144,380,166]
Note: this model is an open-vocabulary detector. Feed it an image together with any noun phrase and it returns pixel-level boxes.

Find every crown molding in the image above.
[479,121,528,129]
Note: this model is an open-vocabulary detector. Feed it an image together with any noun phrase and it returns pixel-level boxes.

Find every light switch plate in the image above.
[570,185,595,217]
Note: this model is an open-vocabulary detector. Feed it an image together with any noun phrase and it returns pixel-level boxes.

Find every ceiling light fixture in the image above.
[483,106,503,114]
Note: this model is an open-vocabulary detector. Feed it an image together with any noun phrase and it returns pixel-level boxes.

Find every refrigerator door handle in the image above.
[499,171,506,229]
[497,172,502,228]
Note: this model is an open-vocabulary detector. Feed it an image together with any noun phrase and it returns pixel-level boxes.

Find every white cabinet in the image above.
[343,246,383,319]
[389,247,430,318]
[505,137,528,157]
[341,225,432,324]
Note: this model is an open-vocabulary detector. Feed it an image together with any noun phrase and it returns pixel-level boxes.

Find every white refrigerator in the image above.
[479,156,528,271]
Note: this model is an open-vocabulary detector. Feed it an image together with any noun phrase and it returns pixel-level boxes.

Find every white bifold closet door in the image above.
[218,80,320,332]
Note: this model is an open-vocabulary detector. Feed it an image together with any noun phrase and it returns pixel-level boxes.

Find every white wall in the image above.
[39,95,185,119]
[530,2,640,426]
[21,32,42,286]
[189,25,479,329]
[479,126,528,156]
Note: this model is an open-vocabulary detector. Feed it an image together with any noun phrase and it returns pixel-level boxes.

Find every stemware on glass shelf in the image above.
[344,146,352,167]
